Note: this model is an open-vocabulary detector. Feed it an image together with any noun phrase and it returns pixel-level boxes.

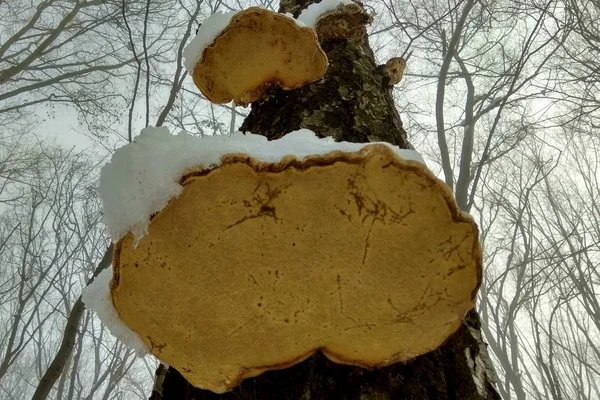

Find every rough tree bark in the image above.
[152,0,501,398]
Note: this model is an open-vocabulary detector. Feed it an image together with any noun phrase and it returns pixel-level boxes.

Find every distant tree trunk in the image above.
[152,1,501,398]
[33,244,114,400]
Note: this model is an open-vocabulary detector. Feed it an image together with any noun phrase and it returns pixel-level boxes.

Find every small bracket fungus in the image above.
[314,3,373,42]
[190,7,328,106]
[383,57,406,86]
[110,144,482,393]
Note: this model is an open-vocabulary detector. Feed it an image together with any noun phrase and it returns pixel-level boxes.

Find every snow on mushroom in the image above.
[90,126,482,393]
[298,0,373,43]
[296,0,356,28]
[81,267,149,356]
[183,7,328,106]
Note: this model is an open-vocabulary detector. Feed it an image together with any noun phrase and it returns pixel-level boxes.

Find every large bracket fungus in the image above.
[188,7,328,106]
[109,140,482,393]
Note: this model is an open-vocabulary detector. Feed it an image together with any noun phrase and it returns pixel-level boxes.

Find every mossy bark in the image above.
[153,1,501,399]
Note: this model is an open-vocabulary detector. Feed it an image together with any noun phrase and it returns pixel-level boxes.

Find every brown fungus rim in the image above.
[110,144,482,390]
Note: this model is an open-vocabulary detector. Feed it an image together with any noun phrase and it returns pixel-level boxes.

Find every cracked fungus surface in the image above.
[111,144,482,393]
[192,7,328,105]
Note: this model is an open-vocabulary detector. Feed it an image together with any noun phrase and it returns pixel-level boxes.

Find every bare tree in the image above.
[0,140,101,390]
[1,0,599,399]
[0,1,133,127]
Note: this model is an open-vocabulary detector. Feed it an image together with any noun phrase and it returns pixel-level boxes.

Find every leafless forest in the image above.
[0,0,599,399]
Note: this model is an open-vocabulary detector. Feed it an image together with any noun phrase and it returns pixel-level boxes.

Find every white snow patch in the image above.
[285,12,306,26]
[297,0,356,27]
[100,126,426,243]
[183,10,238,73]
[82,268,149,356]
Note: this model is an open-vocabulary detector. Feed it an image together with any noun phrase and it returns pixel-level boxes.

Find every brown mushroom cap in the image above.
[111,144,482,393]
[191,7,328,106]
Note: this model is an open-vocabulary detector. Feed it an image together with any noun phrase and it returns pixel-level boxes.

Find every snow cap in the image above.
[297,0,356,27]
[109,142,482,393]
[189,7,328,105]
[182,11,237,73]
[99,127,425,244]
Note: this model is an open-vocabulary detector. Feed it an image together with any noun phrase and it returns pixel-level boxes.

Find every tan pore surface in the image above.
[111,144,482,393]
[191,7,328,106]
[384,57,406,86]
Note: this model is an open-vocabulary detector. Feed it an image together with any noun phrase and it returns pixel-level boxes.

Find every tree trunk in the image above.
[33,244,114,400]
[153,1,501,399]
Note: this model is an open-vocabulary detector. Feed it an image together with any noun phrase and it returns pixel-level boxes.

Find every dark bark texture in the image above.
[154,1,501,399]
[240,38,410,149]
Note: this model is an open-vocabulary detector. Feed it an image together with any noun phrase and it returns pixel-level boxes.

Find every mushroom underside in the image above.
[111,144,481,393]
[192,7,328,105]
